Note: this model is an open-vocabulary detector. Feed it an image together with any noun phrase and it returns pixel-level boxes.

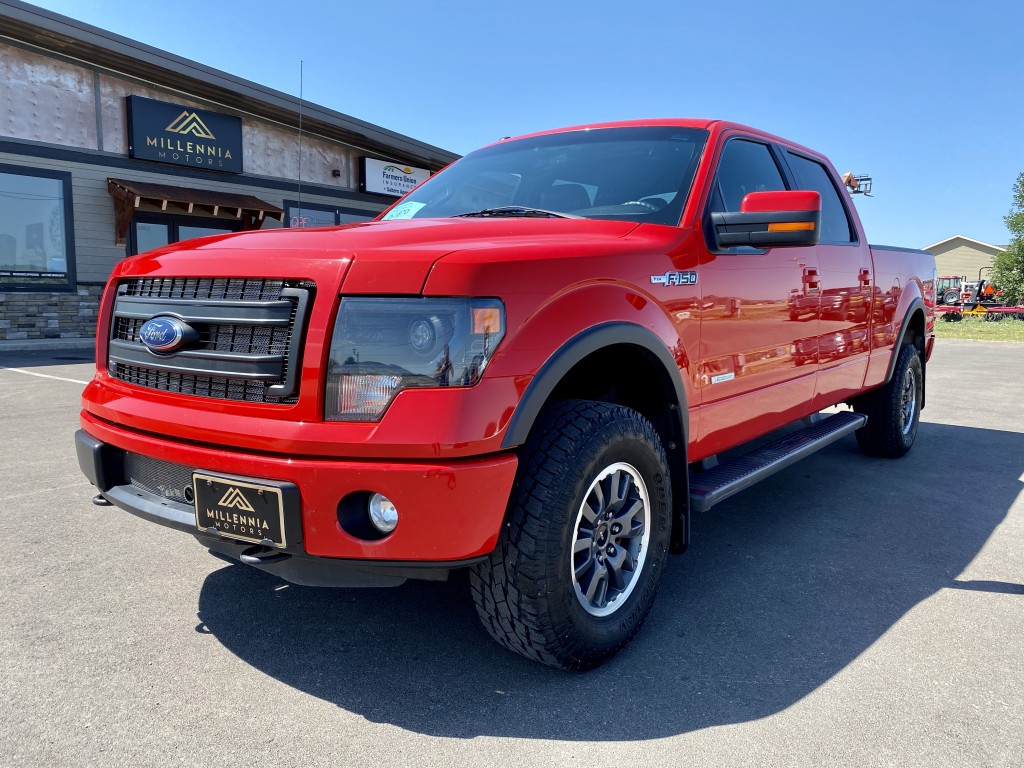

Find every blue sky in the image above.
[31,0,1024,249]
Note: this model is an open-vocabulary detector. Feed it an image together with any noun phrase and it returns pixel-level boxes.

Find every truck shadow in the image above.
[196,421,1022,740]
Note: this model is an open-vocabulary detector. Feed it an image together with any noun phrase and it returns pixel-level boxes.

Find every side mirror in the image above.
[711,190,821,249]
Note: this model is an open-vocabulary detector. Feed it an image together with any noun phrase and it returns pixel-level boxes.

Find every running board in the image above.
[689,411,867,513]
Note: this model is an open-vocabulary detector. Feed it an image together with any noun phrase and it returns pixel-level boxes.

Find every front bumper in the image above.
[76,419,518,587]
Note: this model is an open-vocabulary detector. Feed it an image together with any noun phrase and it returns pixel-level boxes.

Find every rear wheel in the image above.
[853,342,922,457]
[470,400,672,670]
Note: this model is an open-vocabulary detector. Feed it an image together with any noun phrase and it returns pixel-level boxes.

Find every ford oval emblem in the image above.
[139,317,195,353]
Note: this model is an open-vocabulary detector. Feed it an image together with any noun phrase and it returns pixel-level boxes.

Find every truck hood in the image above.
[336,218,642,293]
[117,217,643,294]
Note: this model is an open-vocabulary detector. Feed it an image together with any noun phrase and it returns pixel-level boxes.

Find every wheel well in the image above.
[852,305,928,412]
[546,343,683,455]
[903,308,926,355]
[544,343,689,553]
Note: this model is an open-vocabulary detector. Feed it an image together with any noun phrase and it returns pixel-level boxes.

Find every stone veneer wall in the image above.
[0,285,104,341]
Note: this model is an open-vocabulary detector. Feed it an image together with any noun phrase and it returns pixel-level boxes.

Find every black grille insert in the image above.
[123,277,289,301]
[108,277,313,403]
[124,452,195,506]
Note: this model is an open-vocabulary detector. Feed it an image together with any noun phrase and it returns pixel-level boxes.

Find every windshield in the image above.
[381,126,709,226]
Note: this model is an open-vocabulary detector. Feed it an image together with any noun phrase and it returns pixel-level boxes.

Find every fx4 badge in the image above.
[651,271,698,287]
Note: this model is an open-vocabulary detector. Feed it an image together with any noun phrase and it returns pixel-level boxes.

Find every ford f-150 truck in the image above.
[77,119,936,670]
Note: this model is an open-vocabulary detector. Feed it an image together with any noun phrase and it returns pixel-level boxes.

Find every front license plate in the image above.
[193,473,287,547]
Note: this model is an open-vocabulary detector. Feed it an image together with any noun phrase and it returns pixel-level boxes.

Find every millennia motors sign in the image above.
[126,96,243,173]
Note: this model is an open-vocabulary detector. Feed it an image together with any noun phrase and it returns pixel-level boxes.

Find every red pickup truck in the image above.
[77,119,936,670]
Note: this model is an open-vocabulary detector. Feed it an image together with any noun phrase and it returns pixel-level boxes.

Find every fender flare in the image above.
[501,322,691,553]
[501,321,689,449]
[884,297,926,385]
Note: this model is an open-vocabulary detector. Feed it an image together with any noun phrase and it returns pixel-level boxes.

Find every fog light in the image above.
[368,493,398,534]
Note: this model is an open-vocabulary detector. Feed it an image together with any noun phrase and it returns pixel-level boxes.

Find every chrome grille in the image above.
[108,277,313,404]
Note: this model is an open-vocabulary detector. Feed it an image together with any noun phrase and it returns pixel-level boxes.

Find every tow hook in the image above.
[239,545,291,565]
[92,494,113,507]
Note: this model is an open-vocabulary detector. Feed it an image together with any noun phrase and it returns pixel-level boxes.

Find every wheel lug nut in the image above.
[606,545,616,556]
[611,523,621,535]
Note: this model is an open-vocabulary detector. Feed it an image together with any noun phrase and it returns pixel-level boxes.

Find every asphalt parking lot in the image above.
[1,339,1022,768]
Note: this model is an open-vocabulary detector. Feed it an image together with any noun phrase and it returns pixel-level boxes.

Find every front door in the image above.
[696,136,819,456]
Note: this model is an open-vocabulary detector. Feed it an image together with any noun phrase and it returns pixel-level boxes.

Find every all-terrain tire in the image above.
[470,400,672,671]
[853,342,923,457]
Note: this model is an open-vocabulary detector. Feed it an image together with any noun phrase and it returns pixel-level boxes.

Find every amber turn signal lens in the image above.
[473,307,502,335]
[768,222,815,232]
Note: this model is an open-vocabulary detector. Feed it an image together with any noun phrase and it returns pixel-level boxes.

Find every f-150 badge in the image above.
[651,271,698,286]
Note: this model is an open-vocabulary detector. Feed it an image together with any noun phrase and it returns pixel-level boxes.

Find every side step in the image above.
[689,411,867,513]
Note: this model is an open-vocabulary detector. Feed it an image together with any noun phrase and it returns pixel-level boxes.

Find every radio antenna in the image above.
[297,60,304,214]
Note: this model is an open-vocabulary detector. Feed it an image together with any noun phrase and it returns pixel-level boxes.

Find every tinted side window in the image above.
[786,153,854,244]
[710,140,786,213]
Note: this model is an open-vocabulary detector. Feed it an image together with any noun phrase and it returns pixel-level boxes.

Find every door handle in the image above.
[802,268,820,290]
[859,268,871,286]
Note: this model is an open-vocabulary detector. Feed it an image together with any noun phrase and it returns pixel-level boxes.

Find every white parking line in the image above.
[0,367,90,385]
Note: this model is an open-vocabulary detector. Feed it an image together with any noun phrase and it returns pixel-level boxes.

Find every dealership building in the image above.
[0,0,457,344]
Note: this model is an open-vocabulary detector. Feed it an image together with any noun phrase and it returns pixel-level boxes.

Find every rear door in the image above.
[782,150,872,408]
[696,135,819,455]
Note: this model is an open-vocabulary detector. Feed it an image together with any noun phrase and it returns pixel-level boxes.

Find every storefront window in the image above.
[284,200,375,228]
[179,224,236,241]
[134,222,170,253]
[0,165,75,291]
[129,216,238,255]
[339,212,373,224]
[287,204,337,229]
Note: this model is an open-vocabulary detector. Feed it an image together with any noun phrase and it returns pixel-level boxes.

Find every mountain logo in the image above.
[217,487,256,512]
[165,110,217,140]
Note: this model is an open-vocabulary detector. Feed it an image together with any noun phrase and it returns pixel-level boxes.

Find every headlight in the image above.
[325,297,505,421]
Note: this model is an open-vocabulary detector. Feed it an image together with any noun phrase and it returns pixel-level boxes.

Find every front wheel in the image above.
[853,342,923,457]
[470,400,672,670]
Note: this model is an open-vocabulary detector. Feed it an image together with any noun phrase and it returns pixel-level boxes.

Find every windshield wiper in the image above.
[453,206,582,219]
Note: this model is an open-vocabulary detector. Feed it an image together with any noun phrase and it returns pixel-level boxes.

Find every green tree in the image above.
[991,172,1024,305]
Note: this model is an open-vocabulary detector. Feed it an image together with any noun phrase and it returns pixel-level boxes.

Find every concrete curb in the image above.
[0,338,96,354]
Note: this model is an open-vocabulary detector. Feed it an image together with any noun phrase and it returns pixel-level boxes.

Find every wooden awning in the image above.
[108,178,284,246]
